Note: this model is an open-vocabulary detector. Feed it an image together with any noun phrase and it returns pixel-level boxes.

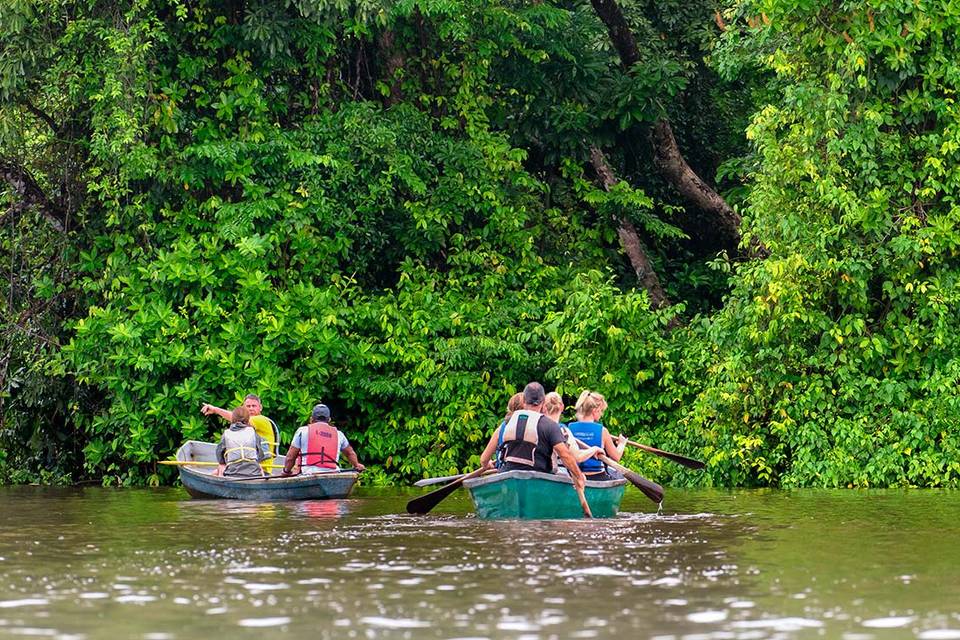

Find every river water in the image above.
[0,486,957,639]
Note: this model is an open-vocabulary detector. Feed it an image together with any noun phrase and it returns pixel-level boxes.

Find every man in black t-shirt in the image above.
[499,382,586,492]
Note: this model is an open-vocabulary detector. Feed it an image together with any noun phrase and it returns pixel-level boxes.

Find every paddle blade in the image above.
[406,468,483,515]
[622,469,664,504]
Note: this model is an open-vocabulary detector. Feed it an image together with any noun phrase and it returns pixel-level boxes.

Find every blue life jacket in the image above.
[495,420,506,468]
[567,420,604,473]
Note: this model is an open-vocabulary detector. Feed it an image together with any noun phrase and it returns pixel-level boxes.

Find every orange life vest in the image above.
[303,421,340,469]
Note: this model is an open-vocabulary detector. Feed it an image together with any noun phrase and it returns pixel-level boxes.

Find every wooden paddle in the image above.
[600,454,664,504]
[573,438,664,505]
[574,482,593,518]
[407,468,485,515]
[619,438,705,470]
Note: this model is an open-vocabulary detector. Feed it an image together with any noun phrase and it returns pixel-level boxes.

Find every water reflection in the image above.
[0,487,958,638]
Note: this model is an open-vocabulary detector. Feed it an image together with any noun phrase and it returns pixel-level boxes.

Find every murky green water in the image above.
[0,486,958,639]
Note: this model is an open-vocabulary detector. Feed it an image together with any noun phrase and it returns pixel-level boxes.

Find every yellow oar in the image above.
[159,460,284,469]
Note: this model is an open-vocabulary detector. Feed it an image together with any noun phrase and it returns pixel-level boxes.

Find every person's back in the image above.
[498,403,566,474]
[479,392,524,470]
[566,420,605,474]
[215,406,267,477]
[568,390,625,480]
[282,404,366,475]
[497,382,586,491]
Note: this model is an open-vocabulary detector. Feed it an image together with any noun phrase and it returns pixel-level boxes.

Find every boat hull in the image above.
[175,440,358,501]
[464,470,626,519]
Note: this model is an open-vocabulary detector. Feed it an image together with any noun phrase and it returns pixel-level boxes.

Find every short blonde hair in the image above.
[543,392,564,420]
[574,390,606,421]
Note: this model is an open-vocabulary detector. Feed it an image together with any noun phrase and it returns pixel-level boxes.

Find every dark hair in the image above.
[231,406,250,424]
[523,382,546,406]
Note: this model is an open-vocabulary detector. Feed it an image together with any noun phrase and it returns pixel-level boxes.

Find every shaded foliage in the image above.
[3,0,959,490]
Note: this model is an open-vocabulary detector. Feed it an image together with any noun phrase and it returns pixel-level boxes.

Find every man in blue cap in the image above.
[281,404,365,475]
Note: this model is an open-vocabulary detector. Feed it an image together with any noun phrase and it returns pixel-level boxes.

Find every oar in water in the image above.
[407,468,485,515]
[600,455,664,504]
[574,438,664,505]
[619,438,705,470]
[574,481,593,518]
[413,472,470,487]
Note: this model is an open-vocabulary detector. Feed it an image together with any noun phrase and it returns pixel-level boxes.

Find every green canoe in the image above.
[463,469,627,519]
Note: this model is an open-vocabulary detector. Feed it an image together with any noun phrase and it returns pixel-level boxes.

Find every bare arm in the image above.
[282,446,301,475]
[574,446,602,463]
[553,443,586,491]
[201,403,232,421]
[479,430,500,469]
[342,446,365,472]
[602,429,626,462]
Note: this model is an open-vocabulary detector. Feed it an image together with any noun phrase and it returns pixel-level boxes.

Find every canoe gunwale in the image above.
[463,469,628,490]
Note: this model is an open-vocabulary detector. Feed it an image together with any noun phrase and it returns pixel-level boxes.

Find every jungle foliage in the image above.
[1,0,958,488]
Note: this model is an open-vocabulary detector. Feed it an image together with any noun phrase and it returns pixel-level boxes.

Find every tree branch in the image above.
[649,120,742,248]
[589,0,741,250]
[0,159,66,233]
[589,145,670,310]
[22,100,61,136]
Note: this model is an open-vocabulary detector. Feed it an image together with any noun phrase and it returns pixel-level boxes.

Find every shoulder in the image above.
[537,415,562,435]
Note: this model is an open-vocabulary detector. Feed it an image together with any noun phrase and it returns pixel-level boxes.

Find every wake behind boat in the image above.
[463,469,627,519]
[174,440,359,500]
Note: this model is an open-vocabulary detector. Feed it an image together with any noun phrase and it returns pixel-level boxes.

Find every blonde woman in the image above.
[542,392,602,471]
[566,390,627,481]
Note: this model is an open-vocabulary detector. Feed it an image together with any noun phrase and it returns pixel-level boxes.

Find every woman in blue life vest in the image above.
[544,392,603,473]
[565,390,627,481]
[479,392,523,470]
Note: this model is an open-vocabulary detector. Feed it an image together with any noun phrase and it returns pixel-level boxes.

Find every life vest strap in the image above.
[304,422,340,469]
[224,445,259,464]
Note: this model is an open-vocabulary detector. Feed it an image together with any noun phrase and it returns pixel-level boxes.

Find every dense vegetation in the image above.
[1,0,958,488]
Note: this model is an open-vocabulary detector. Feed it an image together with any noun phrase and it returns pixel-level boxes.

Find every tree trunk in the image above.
[589,0,741,248]
[378,29,404,107]
[0,159,66,232]
[589,146,670,309]
[649,120,742,248]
